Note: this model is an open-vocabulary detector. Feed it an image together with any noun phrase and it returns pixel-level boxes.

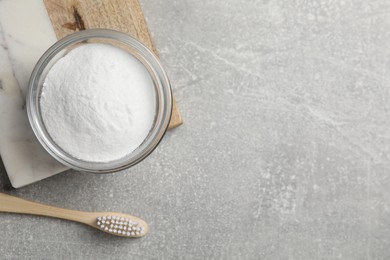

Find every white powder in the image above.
[40,43,156,162]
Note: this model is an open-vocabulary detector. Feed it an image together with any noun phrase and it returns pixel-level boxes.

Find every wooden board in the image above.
[43,0,182,129]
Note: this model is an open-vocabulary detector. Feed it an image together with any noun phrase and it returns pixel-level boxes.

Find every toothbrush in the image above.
[0,192,148,237]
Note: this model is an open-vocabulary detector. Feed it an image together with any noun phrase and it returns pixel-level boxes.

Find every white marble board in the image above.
[0,0,68,188]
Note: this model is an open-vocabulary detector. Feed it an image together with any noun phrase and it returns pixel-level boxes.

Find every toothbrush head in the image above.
[96,215,147,237]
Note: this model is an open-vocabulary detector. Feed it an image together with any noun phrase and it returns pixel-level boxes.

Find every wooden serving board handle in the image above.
[43,0,182,129]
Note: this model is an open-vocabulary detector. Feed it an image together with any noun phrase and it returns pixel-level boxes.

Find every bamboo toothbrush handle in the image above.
[0,193,148,237]
[0,192,94,224]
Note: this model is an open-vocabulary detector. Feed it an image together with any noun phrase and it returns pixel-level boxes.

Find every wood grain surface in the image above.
[43,0,182,129]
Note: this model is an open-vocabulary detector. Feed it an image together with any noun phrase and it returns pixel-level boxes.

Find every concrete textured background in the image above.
[1,0,390,259]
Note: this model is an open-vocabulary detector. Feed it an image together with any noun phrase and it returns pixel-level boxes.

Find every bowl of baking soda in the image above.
[27,29,172,173]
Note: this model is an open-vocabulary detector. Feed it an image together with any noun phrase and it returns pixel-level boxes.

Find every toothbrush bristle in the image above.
[97,216,145,237]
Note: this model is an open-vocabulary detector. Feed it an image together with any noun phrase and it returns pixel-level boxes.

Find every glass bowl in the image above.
[27,29,172,173]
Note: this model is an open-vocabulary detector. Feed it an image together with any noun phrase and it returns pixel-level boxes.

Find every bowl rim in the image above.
[27,29,173,173]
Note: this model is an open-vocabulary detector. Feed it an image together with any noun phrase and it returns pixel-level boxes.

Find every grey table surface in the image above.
[1,0,390,259]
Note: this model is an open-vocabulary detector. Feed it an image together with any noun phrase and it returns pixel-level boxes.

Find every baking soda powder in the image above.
[40,43,156,162]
